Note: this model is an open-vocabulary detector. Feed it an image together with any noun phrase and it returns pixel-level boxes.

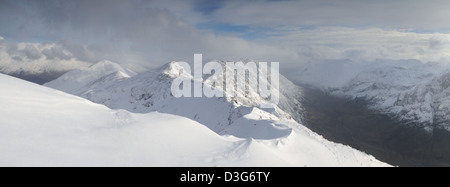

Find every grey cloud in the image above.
[211,0,450,30]
[0,0,51,41]
[257,27,450,64]
[6,43,19,55]
[8,1,207,67]
[0,38,91,74]
[42,46,72,60]
[1,0,310,72]
[59,40,96,62]
[11,56,23,62]
[344,49,366,59]
[2,0,450,77]
[6,43,43,60]
[26,1,296,69]
[22,45,42,60]
[429,36,449,50]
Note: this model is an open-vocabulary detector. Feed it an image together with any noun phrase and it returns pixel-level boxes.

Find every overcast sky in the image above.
[1,0,450,76]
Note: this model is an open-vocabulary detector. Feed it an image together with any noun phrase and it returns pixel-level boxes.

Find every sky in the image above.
[1,0,450,78]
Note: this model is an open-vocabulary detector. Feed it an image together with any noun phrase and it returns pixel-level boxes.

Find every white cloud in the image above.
[0,39,90,74]
[27,1,302,70]
[0,1,301,73]
[2,0,450,79]
[42,46,72,60]
[256,27,450,66]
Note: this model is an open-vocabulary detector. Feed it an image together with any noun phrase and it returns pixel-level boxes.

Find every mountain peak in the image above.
[89,60,135,75]
[1,73,388,167]
[89,60,120,68]
[45,60,135,94]
[161,61,192,78]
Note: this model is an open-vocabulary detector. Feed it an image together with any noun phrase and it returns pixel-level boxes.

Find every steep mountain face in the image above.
[6,71,67,85]
[46,61,304,139]
[339,63,450,131]
[1,73,388,166]
[297,60,450,132]
[295,60,450,166]
[0,70,388,166]
[302,86,450,167]
[295,59,424,90]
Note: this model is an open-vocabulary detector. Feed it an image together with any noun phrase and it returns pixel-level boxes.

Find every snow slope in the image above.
[340,62,450,131]
[46,61,305,139]
[297,59,450,131]
[0,73,387,166]
[295,59,423,90]
[45,60,136,95]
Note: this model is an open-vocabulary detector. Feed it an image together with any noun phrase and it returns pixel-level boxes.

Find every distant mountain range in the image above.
[0,61,387,166]
[297,59,450,132]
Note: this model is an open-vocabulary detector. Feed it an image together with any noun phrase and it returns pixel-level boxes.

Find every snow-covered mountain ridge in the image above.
[297,59,450,131]
[0,73,387,166]
[46,60,305,139]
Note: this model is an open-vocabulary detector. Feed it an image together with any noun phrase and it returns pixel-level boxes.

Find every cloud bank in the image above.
[1,0,450,77]
[0,40,90,74]
[210,0,450,30]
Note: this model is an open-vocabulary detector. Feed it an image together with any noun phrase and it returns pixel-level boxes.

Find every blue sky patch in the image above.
[196,22,279,40]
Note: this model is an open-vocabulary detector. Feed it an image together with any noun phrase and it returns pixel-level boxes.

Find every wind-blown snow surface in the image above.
[0,73,387,166]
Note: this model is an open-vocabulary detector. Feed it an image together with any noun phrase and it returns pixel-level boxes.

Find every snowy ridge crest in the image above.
[1,73,387,166]
[45,60,135,94]
[46,60,304,140]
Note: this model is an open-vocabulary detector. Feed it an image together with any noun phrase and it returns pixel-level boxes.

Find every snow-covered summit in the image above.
[45,60,136,94]
[161,61,193,78]
[46,60,304,139]
[1,72,388,166]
